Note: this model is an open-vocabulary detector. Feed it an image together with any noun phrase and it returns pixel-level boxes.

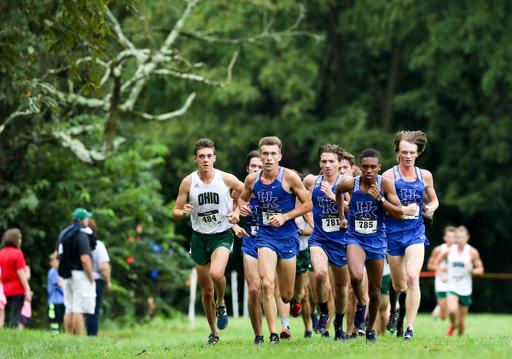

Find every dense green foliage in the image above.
[1,0,512,326]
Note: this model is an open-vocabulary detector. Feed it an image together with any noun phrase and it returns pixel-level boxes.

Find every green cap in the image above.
[72,208,93,221]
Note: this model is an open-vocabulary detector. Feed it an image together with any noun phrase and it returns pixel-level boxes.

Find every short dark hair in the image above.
[2,228,21,248]
[194,139,215,156]
[444,226,456,235]
[359,149,381,164]
[246,151,260,167]
[317,144,344,162]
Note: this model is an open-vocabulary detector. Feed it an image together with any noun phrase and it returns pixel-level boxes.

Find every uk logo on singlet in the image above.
[318,196,338,214]
[356,201,378,217]
[257,191,279,208]
[400,189,420,202]
[248,204,260,222]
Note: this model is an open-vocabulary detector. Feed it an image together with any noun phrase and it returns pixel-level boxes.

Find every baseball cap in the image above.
[72,208,93,221]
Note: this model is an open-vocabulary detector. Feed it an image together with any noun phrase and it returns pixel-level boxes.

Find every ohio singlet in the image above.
[435,243,450,293]
[253,167,297,239]
[386,165,426,233]
[189,169,233,234]
[447,244,473,296]
[309,174,345,243]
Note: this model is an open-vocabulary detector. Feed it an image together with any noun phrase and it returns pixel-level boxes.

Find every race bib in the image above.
[402,202,420,220]
[262,208,282,225]
[355,216,377,234]
[453,275,468,287]
[251,225,259,236]
[321,215,340,232]
[198,210,222,228]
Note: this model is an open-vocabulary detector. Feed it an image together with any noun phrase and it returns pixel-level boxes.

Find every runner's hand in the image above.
[339,218,348,230]
[320,181,335,201]
[440,274,448,283]
[226,212,239,224]
[239,203,251,217]
[403,203,419,216]
[368,184,381,200]
[425,205,435,217]
[183,201,194,216]
[268,214,287,228]
[232,224,248,238]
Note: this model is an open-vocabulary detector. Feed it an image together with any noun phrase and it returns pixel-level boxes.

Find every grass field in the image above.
[1,314,511,358]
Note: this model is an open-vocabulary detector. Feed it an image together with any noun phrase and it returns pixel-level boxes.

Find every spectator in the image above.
[48,252,64,335]
[86,219,111,336]
[55,208,96,336]
[19,265,33,329]
[0,228,32,329]
[0,267,5,327]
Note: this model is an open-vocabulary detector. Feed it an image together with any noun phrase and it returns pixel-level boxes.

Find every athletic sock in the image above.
[319,301,329,314]
[398,292,407,325]
[335,313,344,326]
[293,298,301,303]
[50,323,59,335]
[281,317,290,329]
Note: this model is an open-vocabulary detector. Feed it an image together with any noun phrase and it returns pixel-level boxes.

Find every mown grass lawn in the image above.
[1,314,511,358]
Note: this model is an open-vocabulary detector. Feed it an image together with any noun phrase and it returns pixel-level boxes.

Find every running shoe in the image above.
[446,326,455,337]
[366,329,377,343]
[291,299,302,318]
[334,320,346,341]
[253,335,264,344]
[304,331,313,338]
[354,300,366,333]
[432,305,440,321]
[346,333,358,340]
[280,328,292,340]
[216,306,229,330]
[314,312,330,334]
[396,324,404,338]
[404,327,413,340]
[207,333,219,345]
[311,313,319,330]
[322,331,331,338]
[387,310,398,332]
[270,333,280,345]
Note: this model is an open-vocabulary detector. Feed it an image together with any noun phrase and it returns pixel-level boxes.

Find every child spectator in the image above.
[48,253,64,335]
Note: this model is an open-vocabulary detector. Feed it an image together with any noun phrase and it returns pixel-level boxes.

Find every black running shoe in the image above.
[354,300,366,333]
[404,327,413,341]
[253,335,264,344]
[216,306,229,330]
[311,313,319,330]
[346,333,358,340]
[314,312,330,334]
[322,331,331,338]
[207,333,219,345]
[396,324,404,338]
[366,329,377,343]
[269,333,280,345]
[334,320,346,341]
[386,311,398,332]
[304,331,313,338]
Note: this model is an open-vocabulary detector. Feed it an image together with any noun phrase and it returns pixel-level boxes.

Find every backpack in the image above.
[57,223,84,279]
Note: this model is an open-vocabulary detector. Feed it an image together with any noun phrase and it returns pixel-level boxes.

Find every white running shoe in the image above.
[432,305,440,321]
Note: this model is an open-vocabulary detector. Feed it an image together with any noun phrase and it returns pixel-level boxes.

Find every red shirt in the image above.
[0,247,26,296]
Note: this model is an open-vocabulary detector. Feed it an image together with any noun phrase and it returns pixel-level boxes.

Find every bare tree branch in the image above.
[125,92,196,121]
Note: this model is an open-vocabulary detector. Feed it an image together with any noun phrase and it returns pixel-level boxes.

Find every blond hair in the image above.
[259,136,282,151]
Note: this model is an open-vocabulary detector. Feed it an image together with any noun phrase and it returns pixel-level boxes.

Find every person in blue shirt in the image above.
[383,130,439,340]
[48,253,64,335]
[239,136,312,345]
[335,149,403,343]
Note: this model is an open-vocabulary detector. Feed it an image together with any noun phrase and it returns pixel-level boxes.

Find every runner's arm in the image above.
[379,177,404,221]
[426,246,441,271]
[239,174,256,217]
[277,170,312,222]
[172,176,193,220]
[335,176,354,229]
[470,248,484,275]
[433,250,450,280]
[423,170,439,215]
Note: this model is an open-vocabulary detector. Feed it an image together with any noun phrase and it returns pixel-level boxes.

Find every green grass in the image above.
[1,314,511,358]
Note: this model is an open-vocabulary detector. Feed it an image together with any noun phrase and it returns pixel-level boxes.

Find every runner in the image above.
[436,226,483,336]
[303,144,350,340]
[384,130,439,340]
[236,151,264,344]
[335,149,403,343]
[239,136,313,345]
[172,139,244,345]
[426,226,456,321]
[375,259,391,335]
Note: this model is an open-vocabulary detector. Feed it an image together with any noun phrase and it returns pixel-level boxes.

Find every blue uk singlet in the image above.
[385,165,425,233]
[241,196,260,258]
[309,174,345,243]
[253,167,298,240]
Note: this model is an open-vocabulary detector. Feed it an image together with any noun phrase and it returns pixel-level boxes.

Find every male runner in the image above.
[237,151,265,344]
[384,130,439,340]
[303,144,350,340]
[172,139,244,345]
[239,136,313,345]
[436,226,483,336]
[335,149,403,343]
[426,226,456,321]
